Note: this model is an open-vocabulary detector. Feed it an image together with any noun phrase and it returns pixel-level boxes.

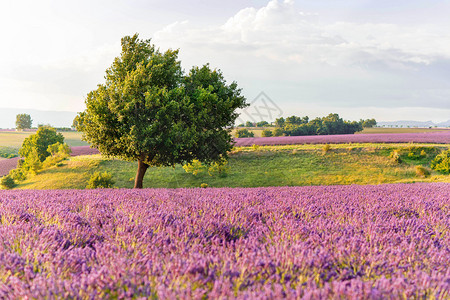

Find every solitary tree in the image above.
[15,114,32,130]
[77,34,247,188]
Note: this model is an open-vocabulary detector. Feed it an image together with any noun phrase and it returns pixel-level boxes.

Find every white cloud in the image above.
[1,0,448,123]
[156,0,450,67]
[152,0,450,119]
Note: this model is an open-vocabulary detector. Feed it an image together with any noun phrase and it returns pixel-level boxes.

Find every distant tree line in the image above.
[237,121,270,128]
[236,114,376,137]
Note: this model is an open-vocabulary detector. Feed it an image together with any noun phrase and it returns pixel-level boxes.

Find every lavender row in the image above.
[234,131,450,146]
[0,183,449,298]
[70,146,100,156]
[0,157,20,177]
[0,147,100,177]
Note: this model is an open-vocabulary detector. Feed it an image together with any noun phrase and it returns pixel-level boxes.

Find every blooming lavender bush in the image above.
[0,183,448,298]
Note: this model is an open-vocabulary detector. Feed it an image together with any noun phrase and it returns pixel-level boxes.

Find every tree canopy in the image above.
[361,118,377,128]
[19,126,64,162]
[77,34,248,188]
[275,113,364,136]
[15,114,32,130]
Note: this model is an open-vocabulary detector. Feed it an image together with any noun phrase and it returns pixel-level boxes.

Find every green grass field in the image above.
[0,131,88,149]
[13,143,449,189]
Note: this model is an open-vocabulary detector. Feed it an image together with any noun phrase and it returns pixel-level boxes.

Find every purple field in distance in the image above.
[234,131,450,147]
[0,147,100,177]
[0,183,448,298]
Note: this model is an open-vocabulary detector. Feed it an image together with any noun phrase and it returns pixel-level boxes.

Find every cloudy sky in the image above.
[0,0,449,123]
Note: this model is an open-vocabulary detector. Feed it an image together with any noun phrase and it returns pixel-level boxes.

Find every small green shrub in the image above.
[322,144,331,154]
[408,152,417,159]
[1,175,16,190]
[86,172,115,189]
[251,144,260,151]
[235,129,254,138]
[183,160,205,176]
[261,129,273,137]
[208,160,229,177]
[390,150,402,164]
[420,150,427,157]
[200,183,208,188]
[415,165,431,177]
[8,168,26,181]
[431,150,450,174]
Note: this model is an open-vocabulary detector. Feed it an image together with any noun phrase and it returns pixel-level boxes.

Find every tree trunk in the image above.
[134,159,149,189]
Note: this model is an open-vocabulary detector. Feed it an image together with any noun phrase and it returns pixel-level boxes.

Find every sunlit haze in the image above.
[0,0,449,126]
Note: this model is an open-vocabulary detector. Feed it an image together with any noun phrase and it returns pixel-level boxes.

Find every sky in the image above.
[0,0,449,124]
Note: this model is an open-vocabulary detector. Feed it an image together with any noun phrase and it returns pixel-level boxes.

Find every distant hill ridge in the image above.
[377,120,450,128]
[1,107,449,129]
[0,108,77,129]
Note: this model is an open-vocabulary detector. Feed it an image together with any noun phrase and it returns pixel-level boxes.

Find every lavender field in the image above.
[234,131,450,147]
[0,183,448,298]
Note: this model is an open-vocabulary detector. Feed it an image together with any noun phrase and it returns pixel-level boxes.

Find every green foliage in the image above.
[8,168,26,181]
[72,116,79,129]
[415,165,431,177]
[76,34,247,188]
[19,126,64,162]
[251,144,260,151]
[361,118,377,128]
[275,117,285,128]
[42,142,71,169]
[183,159,229,177]
[396,146,438,163]
[390,150,402,164]
[322,144,331,153]
[15,113,32,130]
[256,121,269,127]
[286,115,308,125]
[200,183,208,188]
[0,147,18,159]
[273,128,284,137]
[261,129,273,137]
[1,175,16,189]
[22,148,42,174]
[86,172,115,189]
[183,160,205,176]
[245,121,254,127]
[207,159,229,177]
[17,159,25,168]
[278,113,363,136]
[236,128,254,138]
[430,150,450,174]
[47,142,71,156]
